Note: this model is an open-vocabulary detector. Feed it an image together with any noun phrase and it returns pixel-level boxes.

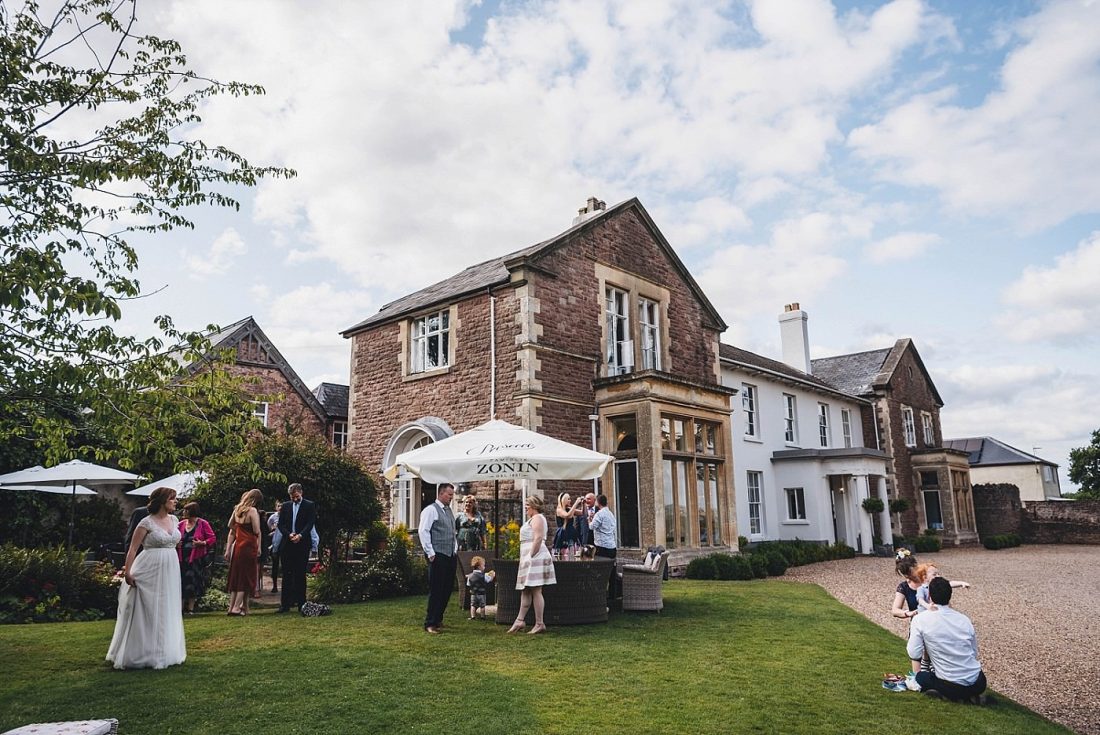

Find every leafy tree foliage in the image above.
[194,434,381,559]
[0,0,293,469]
[1068,429,1100,500]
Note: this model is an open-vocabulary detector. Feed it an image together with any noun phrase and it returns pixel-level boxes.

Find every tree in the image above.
[194,434,382,560]
[1068,429,1100,500]
[1,0,293,470]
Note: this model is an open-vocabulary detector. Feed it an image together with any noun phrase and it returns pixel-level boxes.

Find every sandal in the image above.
[527,623,546,635]
[507,621,526,633]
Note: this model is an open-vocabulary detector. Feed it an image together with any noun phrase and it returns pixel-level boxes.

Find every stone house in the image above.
[720,305,891,553]
[187,316,328,438]
[313,382,350,449]
[812,339,978,545]
[341,197,738,565]
[944,437,1061,501]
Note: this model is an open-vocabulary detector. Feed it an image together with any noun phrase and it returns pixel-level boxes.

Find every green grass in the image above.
[0,581,1068,735]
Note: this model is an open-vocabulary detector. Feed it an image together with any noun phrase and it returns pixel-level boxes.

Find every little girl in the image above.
[915,563,971,611]
[466,556,494,620]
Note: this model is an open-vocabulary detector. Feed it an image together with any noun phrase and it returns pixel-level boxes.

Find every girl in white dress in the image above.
[509,495,556,635]
[107,486,187,670]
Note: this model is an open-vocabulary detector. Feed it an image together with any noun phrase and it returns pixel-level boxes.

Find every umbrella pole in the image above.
[494,479,500,558]
[68,480,76,547]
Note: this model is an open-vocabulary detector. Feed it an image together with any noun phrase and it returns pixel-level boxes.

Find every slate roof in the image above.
[718,343,867,402]
[312,382,349,419]
[944,437,1058,468]
[809,348,892,397]
[341,197,726,336]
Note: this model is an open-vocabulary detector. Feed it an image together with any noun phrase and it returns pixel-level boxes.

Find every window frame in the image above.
[784,487,807,521]
[841,408,853,448]
[660,413,726,548]
[409,309,451,375]
[783,394,798,444]
[901,406,917,447]
[746,470,764,538]
[251,401,269,428]
[638,296,661,370]
[921,411,934,446]
[605,286,632,376]
[818,403,830,448]
[332,420,348,449]
[742,383,758,438]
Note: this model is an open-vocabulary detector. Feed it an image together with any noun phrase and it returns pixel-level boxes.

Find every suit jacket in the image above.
[278,498,317,555]
[124,507,150,554]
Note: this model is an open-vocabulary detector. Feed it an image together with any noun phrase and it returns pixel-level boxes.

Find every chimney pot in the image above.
[572,196,607,225]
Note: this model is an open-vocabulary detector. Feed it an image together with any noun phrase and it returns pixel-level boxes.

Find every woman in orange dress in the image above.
[225,488,263,616]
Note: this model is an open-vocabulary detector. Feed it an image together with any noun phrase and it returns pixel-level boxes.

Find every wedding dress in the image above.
[106,514,187,670]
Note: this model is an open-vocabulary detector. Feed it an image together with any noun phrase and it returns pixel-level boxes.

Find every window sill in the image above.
[403,365,452,382]
[743,436,764,444]
[781,520,810,525]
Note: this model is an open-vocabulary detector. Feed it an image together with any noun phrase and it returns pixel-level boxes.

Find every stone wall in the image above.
[1022,500,1100,545]
[972,483,1023,538]
[973,483,1100,544]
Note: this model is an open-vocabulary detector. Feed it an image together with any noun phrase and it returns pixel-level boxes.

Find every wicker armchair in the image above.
[619,551,669,612]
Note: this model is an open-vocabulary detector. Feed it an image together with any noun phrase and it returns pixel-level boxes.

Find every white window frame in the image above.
[783,394,798,444]
[818,403,830,448]
[746,471,764,538]
[251,401,269,428]
[410,309,450,374]
[605,286,632,375]
[638,297,661,370]
[784,487,806,521]
[332,420,348,449]
[841,408,853,448]
[921,411,934,446]
[901,406,916,447]
[742,383,758,438]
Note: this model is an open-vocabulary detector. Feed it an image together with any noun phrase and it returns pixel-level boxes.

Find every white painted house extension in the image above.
[720,305,892,554]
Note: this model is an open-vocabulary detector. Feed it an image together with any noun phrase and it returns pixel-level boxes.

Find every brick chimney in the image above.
[572,196,606,226]
[778,302,812,374]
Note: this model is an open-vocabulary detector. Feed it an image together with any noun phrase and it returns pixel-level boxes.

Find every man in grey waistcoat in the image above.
[417,483,458,634]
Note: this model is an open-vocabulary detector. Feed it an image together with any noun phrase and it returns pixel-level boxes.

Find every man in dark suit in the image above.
[124,505,150,556]
[276,482,317,613]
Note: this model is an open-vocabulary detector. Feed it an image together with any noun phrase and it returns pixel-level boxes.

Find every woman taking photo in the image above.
[509,495,556,635]
[106,486,186,669]
[455,495,487,551]
[177,502,216,614]
[225,488,263,616]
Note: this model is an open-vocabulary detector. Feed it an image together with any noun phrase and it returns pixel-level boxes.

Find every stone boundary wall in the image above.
[1022,500,1100,545]
[973,483,1100,545]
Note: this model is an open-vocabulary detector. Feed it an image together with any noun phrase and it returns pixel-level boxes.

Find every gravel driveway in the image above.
[784,545,1099,735]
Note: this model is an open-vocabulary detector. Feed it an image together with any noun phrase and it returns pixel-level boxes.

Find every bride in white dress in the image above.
[107,487,187,670]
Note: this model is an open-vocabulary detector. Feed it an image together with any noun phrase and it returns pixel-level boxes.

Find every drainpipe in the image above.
[589,413,600,496]
[488,286,496,420]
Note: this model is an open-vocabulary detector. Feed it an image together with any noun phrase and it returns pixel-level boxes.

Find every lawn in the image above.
[0,580,1070,735]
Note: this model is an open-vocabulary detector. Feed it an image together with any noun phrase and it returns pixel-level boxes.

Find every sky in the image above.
[114,0,1098,490]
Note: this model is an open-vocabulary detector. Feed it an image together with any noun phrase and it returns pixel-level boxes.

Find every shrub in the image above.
[913,534,942,553]
[830,543,857,559]
[861,497,885,514]
[763,552,788,577]
[685,555,717,580]
[748,553,768,579]
[716,554,753,580]
[307,526,428,604]
[983,533,1022,550]
[737,535,749,550]
[889,498,911,515]
[0,544,116,623]
[366,520,389,544]
[485,520,521,560]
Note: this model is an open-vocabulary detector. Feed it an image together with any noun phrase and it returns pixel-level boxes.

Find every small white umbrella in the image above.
[385,420,612,552]
[127,471,208,499]
[0,482,97,496]
[0,460,141,546]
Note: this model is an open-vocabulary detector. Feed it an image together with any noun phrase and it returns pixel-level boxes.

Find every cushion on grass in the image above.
[3,720,118,735]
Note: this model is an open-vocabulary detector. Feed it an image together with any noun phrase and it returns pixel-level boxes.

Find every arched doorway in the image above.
[382,417,453,529]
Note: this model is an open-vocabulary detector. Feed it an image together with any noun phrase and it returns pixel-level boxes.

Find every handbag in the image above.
[300,601,332,617]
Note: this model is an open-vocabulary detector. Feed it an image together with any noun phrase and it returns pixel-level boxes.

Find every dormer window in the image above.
[411,310,450,374]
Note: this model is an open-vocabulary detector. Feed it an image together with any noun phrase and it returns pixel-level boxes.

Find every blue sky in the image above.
[118,0,1098,489]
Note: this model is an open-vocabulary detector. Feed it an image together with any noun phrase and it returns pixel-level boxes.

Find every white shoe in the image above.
[905,675,921,692]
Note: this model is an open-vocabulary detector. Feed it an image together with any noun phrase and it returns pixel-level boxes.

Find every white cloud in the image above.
[997,232,1100,343]
[865,231,940,263]
[156,0,932,297]
[184,228,247,278]
[849,0,1100,230]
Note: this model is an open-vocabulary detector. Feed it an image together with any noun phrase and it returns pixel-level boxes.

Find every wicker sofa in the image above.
[619,551,670,612]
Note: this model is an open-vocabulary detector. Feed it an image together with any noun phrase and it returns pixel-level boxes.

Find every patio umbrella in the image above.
[384,420,612,554]
[127,471,208,499]
[0,460,142,546]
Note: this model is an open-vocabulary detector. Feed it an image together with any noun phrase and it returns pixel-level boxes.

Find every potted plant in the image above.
[367,520,389,553]
[861,497,885,514]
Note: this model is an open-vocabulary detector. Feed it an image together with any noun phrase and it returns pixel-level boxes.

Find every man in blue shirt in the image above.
[907,576,989,703]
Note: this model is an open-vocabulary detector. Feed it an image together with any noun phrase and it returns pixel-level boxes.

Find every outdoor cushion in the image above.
[3,720,118,735]
[644,552,659,570]
[621,563,657,574]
